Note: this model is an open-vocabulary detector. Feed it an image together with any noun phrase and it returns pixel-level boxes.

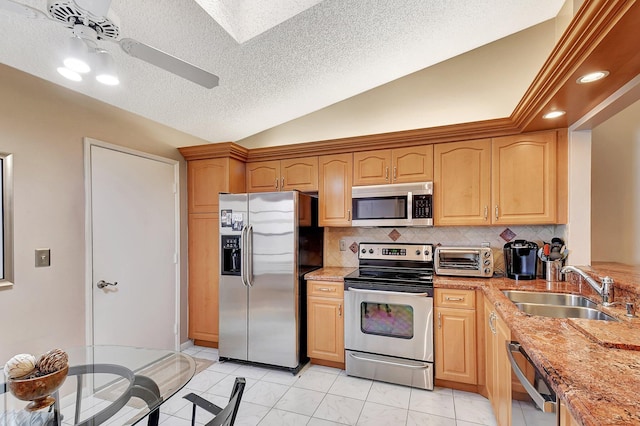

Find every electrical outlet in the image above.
[339,239,346,251]
[35,248,51,267]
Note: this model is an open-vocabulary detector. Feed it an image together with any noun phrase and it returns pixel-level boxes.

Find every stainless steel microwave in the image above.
[351,182,433,227]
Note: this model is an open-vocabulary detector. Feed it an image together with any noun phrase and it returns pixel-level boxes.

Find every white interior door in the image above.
[87,140,179,350]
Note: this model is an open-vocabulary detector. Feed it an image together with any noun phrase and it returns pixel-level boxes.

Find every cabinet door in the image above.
[434,139,491,226]
[353,149,391,186]
[492,132,557,224]
[188,158,229,213]
[494,314,512,426]
[392,145,433,183]
[559,400,581,426]
[484,299,495,401]
[246,160,280,192]
[319,153,353,226]
[435,307,477,384]
[307,297,344,363]
[188,213,219,343]
[281,157,318,191]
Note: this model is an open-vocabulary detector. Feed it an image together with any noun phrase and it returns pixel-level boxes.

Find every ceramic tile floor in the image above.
[153,345,554,426]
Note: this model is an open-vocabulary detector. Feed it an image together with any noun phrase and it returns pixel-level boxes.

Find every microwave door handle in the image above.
[347,287,430,297]
[438,249,482,255]
[407,191,413,221]
[506,342,556,413]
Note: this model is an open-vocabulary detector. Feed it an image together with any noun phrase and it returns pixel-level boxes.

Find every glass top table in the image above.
[1,346,196,426]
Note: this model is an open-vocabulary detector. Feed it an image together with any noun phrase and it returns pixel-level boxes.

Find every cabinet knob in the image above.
[495,205,499,220]
[338,304,342,317]
[484,206,488,221]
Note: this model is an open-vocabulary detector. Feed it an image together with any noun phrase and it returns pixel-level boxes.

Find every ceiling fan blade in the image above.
[119,38,219,89]
[0,0,48,19]
[74,0,112,17]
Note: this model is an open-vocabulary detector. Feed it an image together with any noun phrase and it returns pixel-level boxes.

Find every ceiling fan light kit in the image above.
[1,0,218,88]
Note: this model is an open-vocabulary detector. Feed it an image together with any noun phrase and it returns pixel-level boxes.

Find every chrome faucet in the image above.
[561,266,615,306]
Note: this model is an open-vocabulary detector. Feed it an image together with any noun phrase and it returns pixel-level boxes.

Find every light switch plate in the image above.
[339,239,346,251]
[35,249,50,267]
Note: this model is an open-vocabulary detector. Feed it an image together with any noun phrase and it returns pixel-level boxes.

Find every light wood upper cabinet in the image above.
[281,157,318,191]
[353,150,392,185]
[307,280,344,365]
[246,160,280,193]
[246,157,318,192]
[434,131,564,226]
[435,289,477,385]
[353,146,433,186]
[492,132,557,224]
[188,158,245,213]
[392,145,433,183]
[319,153,352,226]
[434,139,491,226]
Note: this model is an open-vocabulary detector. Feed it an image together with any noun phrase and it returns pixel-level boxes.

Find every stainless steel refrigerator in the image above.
[218,191,323,372]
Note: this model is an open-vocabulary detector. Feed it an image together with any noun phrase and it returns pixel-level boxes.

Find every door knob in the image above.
[97,280,118,289]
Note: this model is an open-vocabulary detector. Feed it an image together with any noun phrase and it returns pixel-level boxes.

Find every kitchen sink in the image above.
[502,290,617,321]
[513,303,617,321]
[502,290,598,308]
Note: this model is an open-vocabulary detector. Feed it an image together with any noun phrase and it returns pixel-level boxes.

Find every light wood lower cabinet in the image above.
[559,400,580,426]
[307,280,345,366]
[188,213,220,343]
[435,289,477,385]
[484,297,512,426]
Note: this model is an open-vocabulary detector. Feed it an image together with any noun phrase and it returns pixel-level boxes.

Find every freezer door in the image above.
[248,192,299,368]
[219,194,249,361]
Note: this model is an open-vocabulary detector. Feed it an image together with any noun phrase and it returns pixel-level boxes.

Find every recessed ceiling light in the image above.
[543,110,566,119]
[577,71,609,84]
[57,67,82,82]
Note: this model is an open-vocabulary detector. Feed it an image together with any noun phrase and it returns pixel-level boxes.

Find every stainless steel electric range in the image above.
[343,242,434,390]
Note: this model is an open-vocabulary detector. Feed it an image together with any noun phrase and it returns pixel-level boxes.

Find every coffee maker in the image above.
[503,240,538,280]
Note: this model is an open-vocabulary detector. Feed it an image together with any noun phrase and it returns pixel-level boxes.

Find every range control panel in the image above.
[358,243,433,262]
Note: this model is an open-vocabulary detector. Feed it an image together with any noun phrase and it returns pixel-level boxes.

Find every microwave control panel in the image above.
[412,194,432,219]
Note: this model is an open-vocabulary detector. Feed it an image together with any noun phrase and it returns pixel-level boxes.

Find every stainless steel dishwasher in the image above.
[507,341,559,425]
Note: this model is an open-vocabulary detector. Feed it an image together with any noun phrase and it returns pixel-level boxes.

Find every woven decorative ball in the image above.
[35,349,68,375]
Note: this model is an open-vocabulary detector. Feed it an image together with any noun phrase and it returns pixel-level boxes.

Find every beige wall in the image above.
[238,20,556,148]
[591,98,640,264]
[0,64,211,363]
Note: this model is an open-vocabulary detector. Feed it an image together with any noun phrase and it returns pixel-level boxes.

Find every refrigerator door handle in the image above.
[240,225,249,287]
[247,225,254,287]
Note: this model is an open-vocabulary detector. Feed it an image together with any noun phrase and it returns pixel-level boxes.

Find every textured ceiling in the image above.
[0,0,564,143]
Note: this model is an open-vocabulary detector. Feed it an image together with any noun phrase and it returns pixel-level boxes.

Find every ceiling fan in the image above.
[0,0,219,88]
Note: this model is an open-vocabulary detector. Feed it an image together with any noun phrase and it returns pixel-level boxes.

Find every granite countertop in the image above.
[436,271,640,425]
[304,267,356,282]
[306,264,640,424]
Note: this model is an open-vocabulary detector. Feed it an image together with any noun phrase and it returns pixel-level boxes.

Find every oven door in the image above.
[344,286,433,362]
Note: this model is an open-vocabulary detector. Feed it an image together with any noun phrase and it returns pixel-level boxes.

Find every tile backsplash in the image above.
[324,225,567,274]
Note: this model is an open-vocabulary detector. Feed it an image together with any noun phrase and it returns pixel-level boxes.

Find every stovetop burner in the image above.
[344,243,434,293]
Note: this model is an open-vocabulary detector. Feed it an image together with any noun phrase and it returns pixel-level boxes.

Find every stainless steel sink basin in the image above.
[513,303,617,321]
[502,290,597,308]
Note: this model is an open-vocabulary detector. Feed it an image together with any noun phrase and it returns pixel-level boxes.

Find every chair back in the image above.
[207,377,246,426]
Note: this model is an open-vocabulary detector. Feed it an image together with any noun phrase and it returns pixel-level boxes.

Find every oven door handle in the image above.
[348,352,431,369]
[346,287,430,297]
[506,342,556,413]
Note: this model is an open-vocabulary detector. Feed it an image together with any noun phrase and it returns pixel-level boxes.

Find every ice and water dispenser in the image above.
[221,235,241,276]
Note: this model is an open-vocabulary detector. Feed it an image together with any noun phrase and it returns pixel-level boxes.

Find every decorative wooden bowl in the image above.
[8,365,69,411]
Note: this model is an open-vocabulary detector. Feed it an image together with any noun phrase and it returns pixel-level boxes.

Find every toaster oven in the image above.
[434,246,494,278]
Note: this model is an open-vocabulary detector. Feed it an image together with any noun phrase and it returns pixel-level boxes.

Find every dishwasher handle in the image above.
[506,341,556,413]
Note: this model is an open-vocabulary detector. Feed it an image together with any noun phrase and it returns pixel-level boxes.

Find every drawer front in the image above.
[308,280,344,299]
[435,289,476,309]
